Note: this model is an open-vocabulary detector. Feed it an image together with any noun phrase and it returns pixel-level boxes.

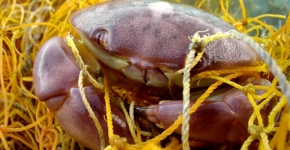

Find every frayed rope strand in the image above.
[181,30,209,150]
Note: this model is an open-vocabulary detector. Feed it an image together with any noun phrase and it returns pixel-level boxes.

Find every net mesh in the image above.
[0,0,289,149]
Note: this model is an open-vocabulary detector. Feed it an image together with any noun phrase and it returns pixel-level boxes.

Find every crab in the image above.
[33,1,278,149]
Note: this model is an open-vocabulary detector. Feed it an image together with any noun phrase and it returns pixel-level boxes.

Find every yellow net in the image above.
[0,0,289,150]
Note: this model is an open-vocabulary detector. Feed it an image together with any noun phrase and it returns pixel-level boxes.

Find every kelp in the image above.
[0,0,289,149]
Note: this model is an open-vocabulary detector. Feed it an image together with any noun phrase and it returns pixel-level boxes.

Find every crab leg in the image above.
[135,78,277,144]
[33,37,133,149]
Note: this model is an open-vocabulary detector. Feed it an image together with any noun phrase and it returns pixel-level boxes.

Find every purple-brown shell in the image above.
[70,1,260,73]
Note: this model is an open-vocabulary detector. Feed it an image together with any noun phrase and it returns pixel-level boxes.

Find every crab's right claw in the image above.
[135,78,278,144]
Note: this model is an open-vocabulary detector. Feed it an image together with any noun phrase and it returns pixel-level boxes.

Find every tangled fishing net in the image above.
[0,0,289,149]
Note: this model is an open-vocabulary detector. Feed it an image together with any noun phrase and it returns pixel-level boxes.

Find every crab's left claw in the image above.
[135,78,278,144]
[33,37,133,149]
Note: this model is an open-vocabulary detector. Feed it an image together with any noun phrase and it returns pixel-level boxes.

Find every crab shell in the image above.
[70,0,260,88]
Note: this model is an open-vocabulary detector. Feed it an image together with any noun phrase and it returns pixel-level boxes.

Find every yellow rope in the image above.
[228,30,290,106]
[192,65,267,79]
[78,70,106,149]
[5,113,51,132]
[247,90,264,127]
[129,101,136,135]
[269,104,290,149]
[118,99,138,144]
[0,128,9,149]
[260,132,271,150]
[6,133,35,149]
[101,68,116,146]
[266,96,287,130]
[251,79,280,100]
[65,34,104,91]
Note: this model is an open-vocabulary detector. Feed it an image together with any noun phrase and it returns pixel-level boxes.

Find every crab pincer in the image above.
[33,37,133,149]
[135,78,277,144]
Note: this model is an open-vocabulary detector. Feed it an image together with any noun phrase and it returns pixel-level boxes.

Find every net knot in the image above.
[109,135,128,150]
[248,125,264,138]
[243,83,256,95]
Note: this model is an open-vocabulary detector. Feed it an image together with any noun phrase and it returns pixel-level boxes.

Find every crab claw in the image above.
[135,78,277,144]
[33,37,133,149]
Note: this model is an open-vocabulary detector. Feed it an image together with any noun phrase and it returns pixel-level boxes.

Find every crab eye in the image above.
[193,58,203,69]
[95,30,109,49]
